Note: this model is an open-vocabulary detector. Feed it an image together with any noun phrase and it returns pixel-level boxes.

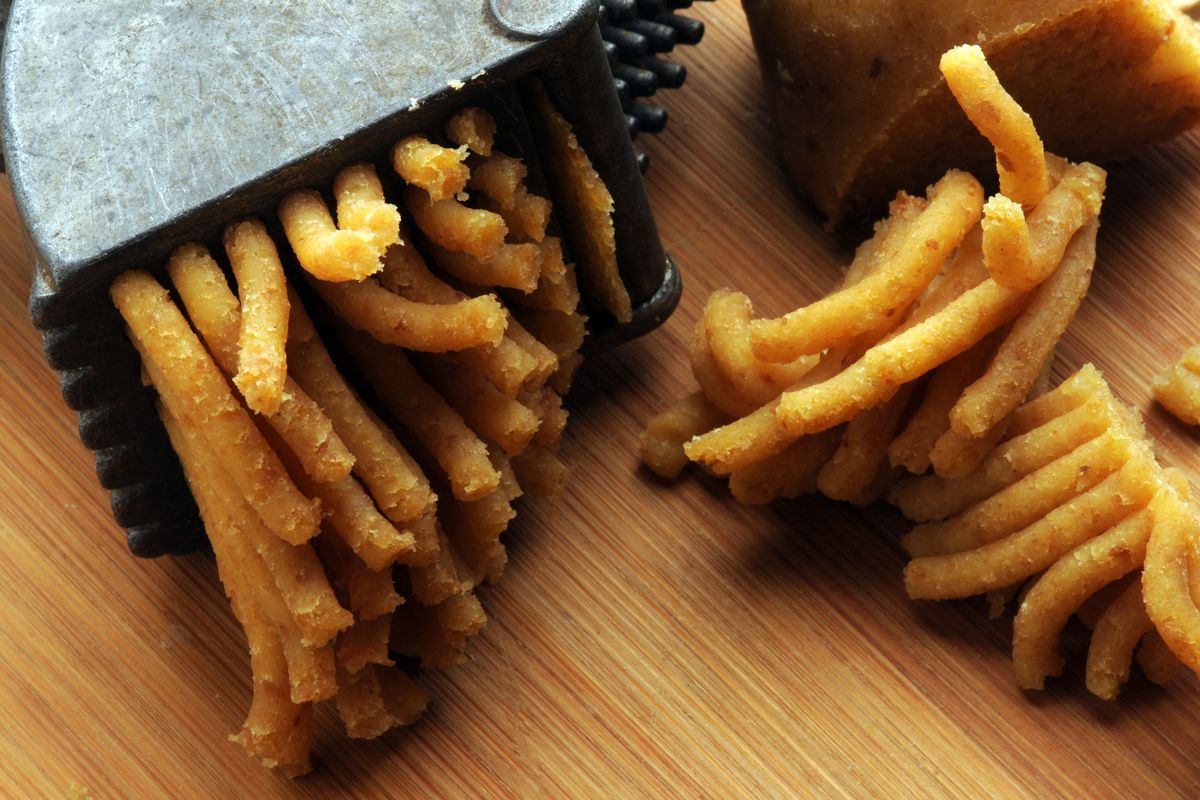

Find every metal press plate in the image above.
[1,0,593,301]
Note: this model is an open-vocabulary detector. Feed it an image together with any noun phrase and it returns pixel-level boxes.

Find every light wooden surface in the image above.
[5,3,1200,797]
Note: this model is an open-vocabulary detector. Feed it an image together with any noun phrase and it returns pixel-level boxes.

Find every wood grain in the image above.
[4,3,1200,797]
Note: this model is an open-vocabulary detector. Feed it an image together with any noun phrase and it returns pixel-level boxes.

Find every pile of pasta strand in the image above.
[111,98,599,775]
[642,44,1103,508]
[642,43,1200,700]
[893,364,1194,699]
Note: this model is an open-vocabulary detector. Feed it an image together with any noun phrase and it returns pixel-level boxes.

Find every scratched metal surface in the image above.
[0,0,587,286]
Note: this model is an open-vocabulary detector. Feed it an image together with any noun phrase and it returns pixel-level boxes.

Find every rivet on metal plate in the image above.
[490,0,594,40]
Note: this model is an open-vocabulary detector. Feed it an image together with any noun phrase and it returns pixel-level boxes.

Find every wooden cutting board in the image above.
[5,4,1200,797]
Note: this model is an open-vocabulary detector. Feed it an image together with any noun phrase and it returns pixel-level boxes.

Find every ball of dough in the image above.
[744,0,1200,224]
